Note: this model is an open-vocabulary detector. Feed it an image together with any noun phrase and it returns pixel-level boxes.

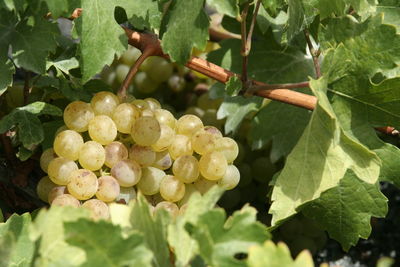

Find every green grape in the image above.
[252,157,276,184]
[237,163,252,187]
[120,46,141,66]
[48,157,78,185]
[63,101,95,132]
[215,137,239,163]
[134,72,158,94]
[159,175,186,202]
[131,116,161,146]
[199,151,227,181]
[36,176,57,203]
[131,99,150,110]
[48,186,67,204]
[115,64,130,83]
[141,108,154,117]
[167,74,186,92]
[137,167,166,195]
[151,124,175,152]
[176,114,203,136]
[154,109,176,129]
[129,145,156,167]
[202,109,224,130]
[172,155,199,183]
[152,150,173,170]
[78,141,105,171]
[191,127,221,155]
[52,194,80,207]
[185,106,205,118]
[147,57,174,83]
[203,125,223,137]
[67,169,99,200]
[104,141,129,168]
[90,91,120,116]
[217,165,240,190]
[40,148,57,173]
[116,187,137,204]
[88,115,117,145]
[96,176,120,202]
[197,93,222,110]
[111,159,142,187]
[177,183,197,206]
[144,98,161,110]
[154,201,179,217]
[101,65,116,86]
[53,130,83,160]
[112,103,140,134]
[193,177,216,194]
[82,199,110,220]
[168,134,193,160]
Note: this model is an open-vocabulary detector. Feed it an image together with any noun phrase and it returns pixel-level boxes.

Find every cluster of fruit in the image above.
[36,91,240,220]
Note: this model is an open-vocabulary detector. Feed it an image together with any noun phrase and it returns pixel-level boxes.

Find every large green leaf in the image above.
[42,0,80,18]
[269,78,381,225]
[65,219,153,267]
[0,213,35,267]
[206,0,239,18]
[0,60,14,96]
[286,0,317,42]
[377,0,400,31]
[302,170,387,250]
[161,0,209,63]
[75,0,127,82]
[186,206,270,267]
[117,0,162,31]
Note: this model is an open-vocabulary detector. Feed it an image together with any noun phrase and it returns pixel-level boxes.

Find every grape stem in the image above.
[304,29,321,78]
[240,2,250,86]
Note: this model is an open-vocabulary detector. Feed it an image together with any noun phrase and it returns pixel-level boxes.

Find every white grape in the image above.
[36,176,56,203]
[67,169,99,200]
[90,91,120,116]
[154,201,179,217]
[78,141,105,171]
[131,116,161,146]
[217,165,240,190]
[104,141,129,168]
[152,150,173,170]
[168,134,193,159]
[112,103,140,134]
[172,155,199,183]
[111,159,142,187]
[154,109,176,129]
[88,115,117,145]
[96,176,120,202]
[63,101,95,132]
[137,167,166,195]
[151,124,175,152]
[116,187,137,204]
[199,151,227,181]
[52,194,80,207]
[215,137,239,163]
[48,157,78,185]
[176,114,203,136]
[159,175,185,202]
[53,130,83,160]
[40,148,57,173]
[48,186,67,204]
[82,199,110,220]
[129,145,156,167]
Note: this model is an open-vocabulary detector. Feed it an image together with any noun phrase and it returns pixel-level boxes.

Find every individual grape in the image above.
[203,126,223,137]
[40,148,57,173]
[177,183,197,206]
[144,98,161,110]
[67,169,99,200]
[131,116,161,146]
[52,194,80,207]
[63,101,95,132]
[131,99,150,110]
[167,75,186,93]
[134,72,158,94]
[154,201,179,217]
[53,130,83,160]
[179,203,189,215]
[115,64,130,83]
[141,108,154,117]
[116,187,137,204]
[112,103,140,134]
[36,176,56,203]
[146,57,174,83]
[168,134,193,160]
[101,65,116,86]
[159,175,185,202]
[197,93,222,110]
[154,109,176,129]
[199,151,228,181]
[185,106,205,118]
[111,159,142,187]
[176,114,203,136]
[152,150,173,170]
[151,124,175,152]
[82,199,110,220]
[172,155,199,183]
[120,46,141,66]
[215,137,239,163]
[137,167,166,195]
[78,141,105,171]
[96,176,120,202]
[104,141,129,168]
[193,177,216,194]
[88,115,117,145]
[217,165,240,190]
[90,91,120,116]
[48,157,78,185]
[129,145,156,167]
[191,127,222,155]
[48,186,67,204]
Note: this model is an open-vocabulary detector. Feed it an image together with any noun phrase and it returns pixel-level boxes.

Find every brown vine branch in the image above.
[245,0,262,56]
[240,3,250,85]
[304,29,321,78]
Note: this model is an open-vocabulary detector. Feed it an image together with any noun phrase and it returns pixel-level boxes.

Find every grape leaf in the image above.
[302,170,388,251]
[217,96,263,134]
[42,0,80,18]
[225,76,242,96]
[64,219,153,267]
[286,0,317,42]
[168,187,224,267]
[186,206,270,267]
[269,78,381,225]
[161,0,209,63]
[246,241,314,267]
[0,59,14,96]
[377,1,400,31]
[0,213,35,267]
[130,194,172,267]
[75,0,127,82]
[117,0,162,31]
[206,0,239,18]
[250,91,312,162]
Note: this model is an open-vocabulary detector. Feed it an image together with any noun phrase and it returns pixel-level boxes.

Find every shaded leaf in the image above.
[0,60,14,96]
[207,0,239,18]
[42,0,80,18]
[118,0,162,30]
[226,76,242,96]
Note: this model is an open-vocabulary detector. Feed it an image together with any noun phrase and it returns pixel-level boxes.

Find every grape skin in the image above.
[172,155,199,183]
[131,116,161,146]
[144,98,161,110]
[116,187,137,204]
[131,99,150,110]
[115,64,130,83]
[112,103,140,134]
[159,175,185,202]
[199,151,228,181]
[48,157,79,185]
[36,176,56,203]
[111,159,142,187]
[191,127,222,155]
[48,186,67,204]
[40,148,57,173]
[193,177,216,194]
[154,201,179,217]
[52,194,80,207]
[63,101,95,132]
[67,169,99,200]
[129,145,156,167]
[176,114,203,136]
[90,91,120,116]
[151,124,175,152]
[82,199,110,220]
[96,176,120,202]
[217,165,240,190]
[154,109,176,129]
[79,141,106,171]
[137,167,166,195]
[152,150,173,170]
[88,115,118,145]
[215,137,239,163]
[53,130,83,161]
[120,46,141,66]
[168,134,193,160]
[104,141,129,168]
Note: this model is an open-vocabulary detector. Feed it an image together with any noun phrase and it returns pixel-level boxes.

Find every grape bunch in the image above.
[36,91,240,220]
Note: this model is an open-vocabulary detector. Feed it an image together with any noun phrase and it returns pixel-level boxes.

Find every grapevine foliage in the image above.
[0,0,400,265]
